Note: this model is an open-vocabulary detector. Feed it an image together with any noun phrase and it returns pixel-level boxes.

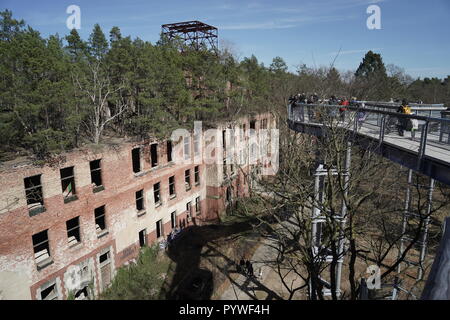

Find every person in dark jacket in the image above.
[397,99,411,136]
[248,263,254,277]
[239,258,245,274]
[245,260,251,275]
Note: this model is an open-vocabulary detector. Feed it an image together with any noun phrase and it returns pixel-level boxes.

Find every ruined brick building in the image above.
[0,113,277,300]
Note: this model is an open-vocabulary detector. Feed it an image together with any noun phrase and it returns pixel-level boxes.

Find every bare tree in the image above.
[233,100,450,300]
[73,61,128,144]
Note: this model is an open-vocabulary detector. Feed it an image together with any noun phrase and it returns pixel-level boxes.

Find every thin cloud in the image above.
[220,22,297,30]
[220,14,356,31]
[328,48,383,56]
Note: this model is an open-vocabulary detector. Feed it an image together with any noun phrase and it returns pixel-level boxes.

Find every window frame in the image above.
[132,147,141,173]
[90,159,103,191]
[167,140,173,162]
[60,166,77,202]
[32,230,50,257]
[156,219,163,239]
[24,174,45,215]
[185,169,191,191]
[40,280,59,300]
[153,182,161,206]
[186,201,192,217]
[32,229,53,269]
[66,216,81,245]
[169,176,176,197]
[139,229,147,247]
[136,189,145,212]
[171,211,177,229]
[194,166,200,185]
[150,143,158,168]
[195,197,201,215]
[94,205,107,235]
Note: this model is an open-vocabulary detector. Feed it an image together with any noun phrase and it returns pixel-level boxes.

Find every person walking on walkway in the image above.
[245,260,251,275]
[397,99,412,136]
[239,258,245,274]
[248,263,254,278]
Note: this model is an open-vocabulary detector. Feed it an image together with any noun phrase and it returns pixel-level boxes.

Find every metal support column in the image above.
[394,172,435,299]
[418,178,435,280]
[311,160,346,298]
[397,169,413,275]
[335,141,351,298]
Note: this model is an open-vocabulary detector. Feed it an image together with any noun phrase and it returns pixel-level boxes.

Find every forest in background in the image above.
[1,9,449,161]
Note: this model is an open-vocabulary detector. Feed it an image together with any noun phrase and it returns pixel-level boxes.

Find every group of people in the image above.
[161,226,182,249]
[290,93,421,138]
[288,93,359,106]
[290,92,364,123]
[288,92,319,104]
[237,258,254,277]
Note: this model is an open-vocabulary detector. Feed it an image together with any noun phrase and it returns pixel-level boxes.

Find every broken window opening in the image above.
[24,175,44,214]
[167,140,173,162]
[99,251,110,264]
[136,190,145,211]
[154,182,161,205]
[66,216,81,245]
[186,201,192,217]
[90,159,103,189]
[185,170,191,190]
[195,197,201,215]
[95,206,106,233]
[132,148,141,173]
[139,229,147,247]
[74,286,89,300]
[171,211,177,229]
[194,166,200,185]
[33,230,51,264]
[40,282,58,300]
[150,143,158,167]
[156,220,163,239]
[60,167,77,201]
[260,118,267,129]
[169,176,176,197]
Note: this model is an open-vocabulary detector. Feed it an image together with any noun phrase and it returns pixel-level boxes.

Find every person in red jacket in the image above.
[339,97,349,121]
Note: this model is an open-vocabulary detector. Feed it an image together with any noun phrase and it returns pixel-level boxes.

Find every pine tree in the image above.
[65,29,86,61]
[109,26,122,44]
[88,24,108,60]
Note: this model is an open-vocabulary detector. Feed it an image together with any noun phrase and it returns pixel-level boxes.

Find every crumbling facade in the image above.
[0,113,276,300]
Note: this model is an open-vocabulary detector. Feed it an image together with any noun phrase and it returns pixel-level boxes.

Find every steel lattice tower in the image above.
[162,21,218,52]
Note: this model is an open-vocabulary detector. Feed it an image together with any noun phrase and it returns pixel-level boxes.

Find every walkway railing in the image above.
[287,102,450,167]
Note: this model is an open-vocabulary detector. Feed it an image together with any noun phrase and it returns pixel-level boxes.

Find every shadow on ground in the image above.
[159,218,282,300]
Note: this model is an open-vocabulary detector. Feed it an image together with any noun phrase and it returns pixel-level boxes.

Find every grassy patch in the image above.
[100,245,175,300]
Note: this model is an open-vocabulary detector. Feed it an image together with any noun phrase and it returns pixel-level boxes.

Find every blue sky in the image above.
[2,0,450,79]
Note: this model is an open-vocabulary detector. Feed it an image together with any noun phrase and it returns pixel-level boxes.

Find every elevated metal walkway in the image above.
[287,102,450,186]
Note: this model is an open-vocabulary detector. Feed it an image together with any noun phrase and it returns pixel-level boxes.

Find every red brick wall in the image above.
[0,112,275,299]
[0,140,208,299]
